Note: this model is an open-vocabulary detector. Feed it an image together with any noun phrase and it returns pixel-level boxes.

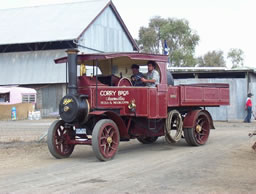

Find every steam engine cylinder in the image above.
[59,94,89,123]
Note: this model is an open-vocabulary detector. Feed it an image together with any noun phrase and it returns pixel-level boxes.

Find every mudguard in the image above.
[183,110,214,129]
[90,111,129,138]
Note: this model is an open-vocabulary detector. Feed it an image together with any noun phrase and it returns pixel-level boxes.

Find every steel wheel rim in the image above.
[53,123,73,156]
[194,115,210,144]
[98,123,119,159]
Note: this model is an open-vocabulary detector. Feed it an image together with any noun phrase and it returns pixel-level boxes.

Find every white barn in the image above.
[0,0,138,116]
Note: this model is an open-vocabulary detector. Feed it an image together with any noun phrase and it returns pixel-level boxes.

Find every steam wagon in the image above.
[47,49,230,161]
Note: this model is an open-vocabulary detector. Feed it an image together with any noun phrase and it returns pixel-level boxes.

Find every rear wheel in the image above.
[137,136,158,144]
[92,119,120,161]
[47,120,74,159]
[184,112,210,146]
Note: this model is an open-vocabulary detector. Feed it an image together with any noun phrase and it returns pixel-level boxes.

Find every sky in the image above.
[1,0,256,68]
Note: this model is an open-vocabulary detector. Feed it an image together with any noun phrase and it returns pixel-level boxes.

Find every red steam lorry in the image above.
[47,49,230,161]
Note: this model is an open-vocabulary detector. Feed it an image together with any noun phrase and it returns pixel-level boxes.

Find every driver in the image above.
[131,64,146,86]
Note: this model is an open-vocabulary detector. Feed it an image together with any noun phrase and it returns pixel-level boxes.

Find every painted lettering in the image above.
[100,90,116,96]
[63,98,73,105]
[118,91,129,96]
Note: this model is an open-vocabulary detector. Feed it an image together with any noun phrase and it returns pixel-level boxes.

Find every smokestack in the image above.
[66,49,79,95]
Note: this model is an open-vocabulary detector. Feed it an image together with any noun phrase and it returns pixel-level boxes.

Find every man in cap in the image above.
[141,61,160,87]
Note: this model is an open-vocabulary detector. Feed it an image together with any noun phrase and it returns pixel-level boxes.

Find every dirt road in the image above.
[0,120,256,193]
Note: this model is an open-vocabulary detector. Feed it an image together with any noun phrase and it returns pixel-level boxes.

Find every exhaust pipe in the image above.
[66,49,79,95]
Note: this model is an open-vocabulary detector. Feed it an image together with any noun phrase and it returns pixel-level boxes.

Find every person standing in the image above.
[244,93,253,123]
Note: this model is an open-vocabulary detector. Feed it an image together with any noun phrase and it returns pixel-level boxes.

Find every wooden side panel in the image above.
[148,89,158,118]
[158,91,167,118]
[220,88,230,104]
[88,87,149,116]
[180,85,230,106]
[148,87,167,119]
[181,86,203,103]
[204,88,220,102]
[168,86,180,107]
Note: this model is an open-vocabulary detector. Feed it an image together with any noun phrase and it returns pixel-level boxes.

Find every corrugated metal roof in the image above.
[0,0,110,45]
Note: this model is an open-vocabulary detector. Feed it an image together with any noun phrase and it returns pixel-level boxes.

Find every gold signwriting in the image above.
[63,98,73,105]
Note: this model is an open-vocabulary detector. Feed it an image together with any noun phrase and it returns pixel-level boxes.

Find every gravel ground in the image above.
[0,119,52,143]
[0,120,256,193]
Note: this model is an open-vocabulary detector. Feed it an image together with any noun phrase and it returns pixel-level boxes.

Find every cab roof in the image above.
[55,52,168,64]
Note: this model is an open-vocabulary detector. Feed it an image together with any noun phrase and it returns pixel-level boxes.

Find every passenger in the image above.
[131,64,146,86]
[141,61,160,87]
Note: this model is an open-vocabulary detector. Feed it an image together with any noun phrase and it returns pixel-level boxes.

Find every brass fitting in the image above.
[128,99,136,112]
[195,124,202,133]
[80,64,86,76]
[64,106,70,112]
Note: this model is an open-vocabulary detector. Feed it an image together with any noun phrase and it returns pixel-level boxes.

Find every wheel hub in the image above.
[196,124,202,133]
[107,136,113,144]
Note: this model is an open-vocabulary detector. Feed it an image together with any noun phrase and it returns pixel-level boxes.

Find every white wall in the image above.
[78,6,134,53]
[0,49,67,85]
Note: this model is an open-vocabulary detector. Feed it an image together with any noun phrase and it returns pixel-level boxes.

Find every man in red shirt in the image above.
[244,93,253,123]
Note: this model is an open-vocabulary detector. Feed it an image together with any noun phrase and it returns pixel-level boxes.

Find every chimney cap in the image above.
[66,49,79,55]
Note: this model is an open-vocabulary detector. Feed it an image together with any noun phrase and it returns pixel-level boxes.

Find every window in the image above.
[0,93,10,103]
[22,94,36,103]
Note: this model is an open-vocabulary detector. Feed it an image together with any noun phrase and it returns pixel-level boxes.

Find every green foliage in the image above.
[227,48,244,68]
[137,16,199,67]
[197,50,226,67]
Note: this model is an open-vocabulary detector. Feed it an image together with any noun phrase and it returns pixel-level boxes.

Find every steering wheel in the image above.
[117,78,132,86]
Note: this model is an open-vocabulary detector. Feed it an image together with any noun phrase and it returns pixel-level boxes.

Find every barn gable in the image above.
[78,6,134,53]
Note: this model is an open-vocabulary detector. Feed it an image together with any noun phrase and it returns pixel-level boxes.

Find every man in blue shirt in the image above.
[131,64,145,86]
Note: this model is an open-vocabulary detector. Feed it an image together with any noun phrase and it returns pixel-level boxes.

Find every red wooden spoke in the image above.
[109,129,115,138]
[105,144,110,155]
[53,123,74,155]
[112,140,118,145]
[109,146,117,151]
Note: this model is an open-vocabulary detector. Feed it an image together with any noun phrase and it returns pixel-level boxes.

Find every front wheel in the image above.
[184,112,210,146]
[92,119,120,161]
[137,136,158,144]
[47,120,74,159]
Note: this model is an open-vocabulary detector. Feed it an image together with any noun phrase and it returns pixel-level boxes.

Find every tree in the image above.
[137,16,200,67]
[227,48,244,68]
[197,50,226,67]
